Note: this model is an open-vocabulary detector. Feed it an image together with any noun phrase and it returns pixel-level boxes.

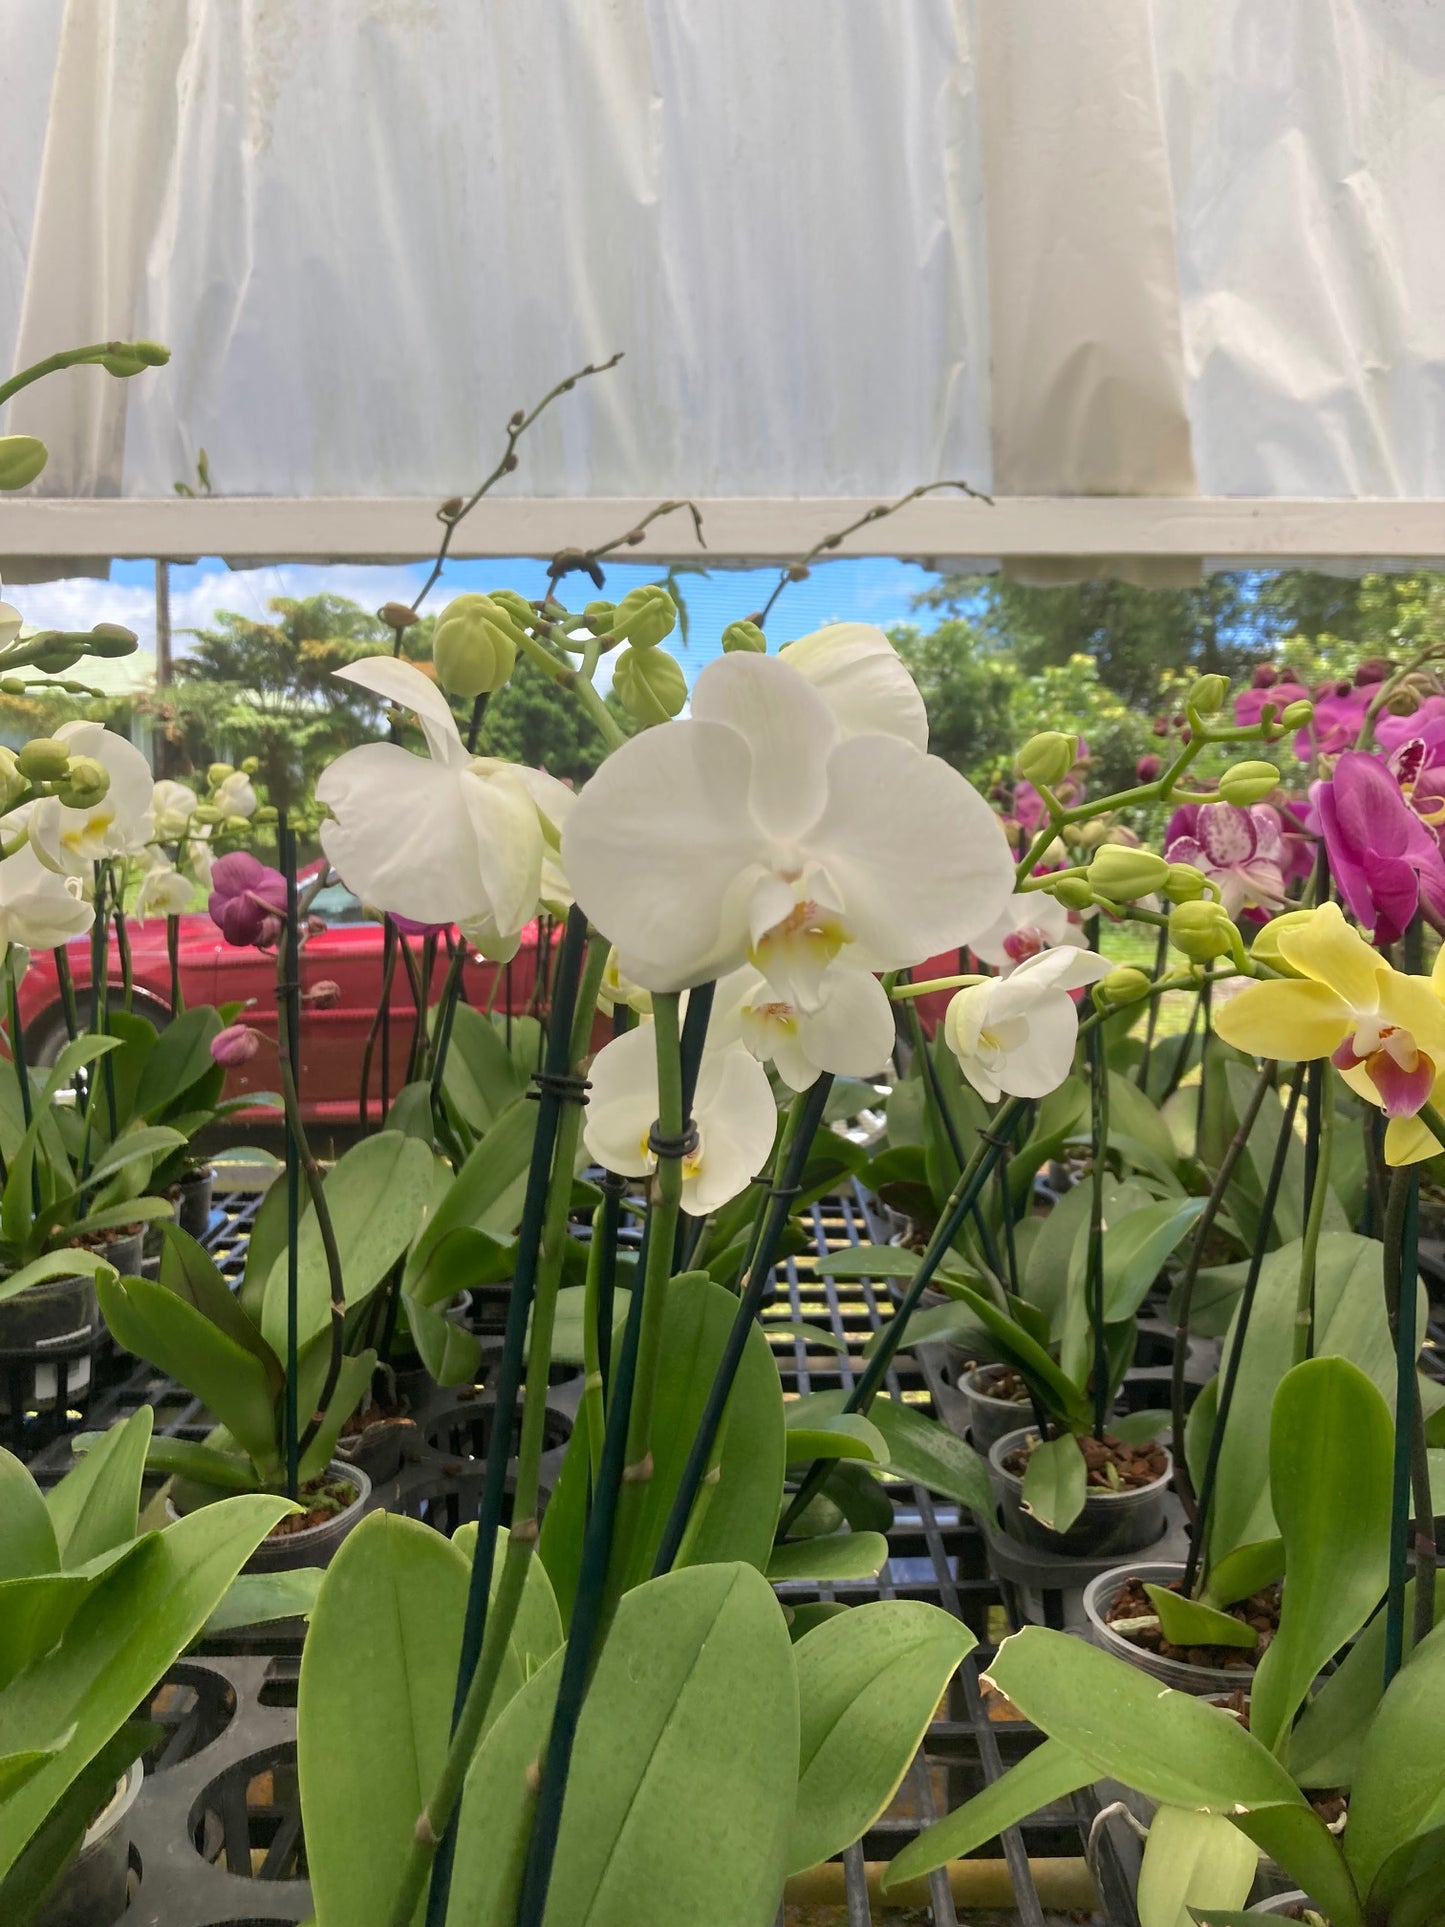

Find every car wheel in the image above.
[25,990,173,1068]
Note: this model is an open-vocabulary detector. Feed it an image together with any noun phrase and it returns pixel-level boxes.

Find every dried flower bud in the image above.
[439,496,464,520]
[305,980,342,1009]
[379,601,419,630]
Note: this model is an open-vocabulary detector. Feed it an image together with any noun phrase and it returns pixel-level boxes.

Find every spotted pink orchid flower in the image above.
[1317,750,1445,946]
[1164,802,1288,917]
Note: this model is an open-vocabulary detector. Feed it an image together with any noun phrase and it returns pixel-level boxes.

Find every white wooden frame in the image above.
[3,496,1445,563]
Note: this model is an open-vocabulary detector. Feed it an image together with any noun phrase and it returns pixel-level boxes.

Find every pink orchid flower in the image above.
[1164,802,1288,917]
[207,852,287,949]
[1317,750,1445,944]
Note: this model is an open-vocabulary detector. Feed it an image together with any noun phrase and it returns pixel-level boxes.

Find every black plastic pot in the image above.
[957,1364,1034,1455]
[170,1461,371,1573]
[0,1270,103,1419]
[34,1757,142,1927]
[988,1426,1172,1559]
[175,1166,215,1242]
[335,1411,414,1485]
[1083,1559,1260,1694]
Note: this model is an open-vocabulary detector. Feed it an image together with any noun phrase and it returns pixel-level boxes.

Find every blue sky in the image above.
[13,553,952,692]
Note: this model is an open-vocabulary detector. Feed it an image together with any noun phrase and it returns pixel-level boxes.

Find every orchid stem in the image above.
[278,814,302,1504]
[1292,1063,1333,1367]
[1087,1019,1109,1441]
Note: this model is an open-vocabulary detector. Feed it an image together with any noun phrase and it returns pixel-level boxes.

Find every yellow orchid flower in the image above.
[1214,901,1445,1164]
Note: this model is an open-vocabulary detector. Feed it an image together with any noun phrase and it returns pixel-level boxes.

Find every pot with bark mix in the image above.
[988,1424,1173,1559]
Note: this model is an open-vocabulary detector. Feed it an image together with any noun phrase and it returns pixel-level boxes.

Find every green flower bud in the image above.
[613,645,687,726]
[609,584,677,650]
[1086,845,1170,902]
[1216,759,1281,807]
[191,804,223,827]
[1169,900,1236,964]
[16,737,72,782]
[1051,876,1095,911]
[432,592,518,699]
[722,619,767,655]
[0,678,23,696]
[488,588,536,633]
[1188,674,1230,715]
[1280,700,1313,729]
[207,763,235,788]
[54,755,110,810]
[1096,966,1152,1008]
[0,435,48,490]
[1163,862,1209,905]
[253,805,279,826]
[95,339,171,377]
[1015,731,1078,788]
[0,748,26,810]
[224,814,252,836]
[86,622,138,656]
[240,756,260,776]
[25,637,82,674]
[582,600,617,638]
[1249,908,1313,977]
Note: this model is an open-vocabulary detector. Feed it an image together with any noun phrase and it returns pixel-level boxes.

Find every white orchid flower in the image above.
[0,573,22,650]
[317,656,575,963]
[185,836,215,890]
[151,779,200,841]
[26,721,156,879]
[943,946,1113,1102]
[711,962,895,1093]
[213,770,258,819]
[0,839,93,956]
[777,623,928,752]
[597,948,653,1017]
[562,653,1014,999]
[134,853,194,921]
[970,890,1087,976]
[583,1023,777,1215]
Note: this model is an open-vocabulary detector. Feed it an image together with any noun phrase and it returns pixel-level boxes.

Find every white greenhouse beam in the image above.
[3,496,1445,565]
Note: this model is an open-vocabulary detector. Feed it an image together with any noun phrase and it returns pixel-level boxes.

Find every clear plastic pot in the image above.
[987,1427,1172,1559]
[1083,1558,1260,1695]
[34,1758,142,1927]
[958,1365,1034,1456]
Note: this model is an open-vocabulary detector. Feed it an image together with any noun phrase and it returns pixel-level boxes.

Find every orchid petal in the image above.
[457,768,545,950]
[1368,1049,1436,1119]
[334,656,468,768]
[581,1025,657,1178]
[319,740,489,928]
[1196,802,1256,867]
[689,652,836,838]
[1212,976,1351,1060]
[1384,1110,1443,1166]
[778,623,929,753]
[1001,945,1113,998]
[969,890,1071,969]
[685,1046,778,1213]
[795,968,896,1079]
[1275,901,1385,1009]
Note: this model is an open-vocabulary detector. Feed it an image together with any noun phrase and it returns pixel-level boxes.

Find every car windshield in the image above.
[308,882,371,924]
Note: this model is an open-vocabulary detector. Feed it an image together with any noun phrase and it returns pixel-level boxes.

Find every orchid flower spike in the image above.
[561,651,1014,998]
[317,656,574,962]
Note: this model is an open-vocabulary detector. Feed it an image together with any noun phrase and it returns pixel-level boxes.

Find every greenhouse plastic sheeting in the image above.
[3,0,1445,506]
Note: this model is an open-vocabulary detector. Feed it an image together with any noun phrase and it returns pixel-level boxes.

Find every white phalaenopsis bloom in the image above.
[777,623,928,752]
[317,656,574,960]
[0,573,21,650]
[26,721,155,879]
[213,770,258,819]
[151,779,199,841]
[134,852,194,921]
[562,652,1013,997]
[711,962,895,1093]
[583,1023,777,1214]
[970,891,1086,975]
[0,840,93,957]
[943,946,1113,1102]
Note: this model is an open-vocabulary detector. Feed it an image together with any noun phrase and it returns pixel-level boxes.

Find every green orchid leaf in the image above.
[1137,1806,1259,1927]
[0,1722,152,1927]
[45,1407,152,1568]
[451,1524,564,1683]
[298,1514,469,1927]
[132,1436,258,1492]
[1250,1358,1393,1758]
[0,1247,117,1307]
[1203,1537,1285,1611]
[80,1124,188,1189]
[157,1224,281,1391]
[446,1651,563,1923]
[205,1568,323,1635]
[296,1347,377,1484]
[1143,1585,1257,1652]
[401,1291,482,1387]
[0,1574,91,1691]
[759,1319,850,1354]
[134,1006,223,1116]
[1290,1582,1445,1790]
[783,1416,889,1466]
[0,1449,58,1579]
[881,1738,1095,1890]
[767,1531,888,1583]
[1343,1619,1445,1902]
[1020,1432,1087,1535]
[788,1599,974,1874]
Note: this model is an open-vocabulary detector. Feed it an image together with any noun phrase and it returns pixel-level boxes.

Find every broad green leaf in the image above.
[1137,1806,1258,1927]
[401,1290,482,1385]
[452,1524,564,1682]
[239,1170,289,1320]
[0,1246,117,1306]
[534,1281,625,1365]
[297,1346,378,1484]
[447,1650,563,1922]
[1020,1432,1087,1535]
[927,1279,1090,1429]
[134,1006,222,1116]
[0,1449,58,1579]
[157,1225,282,1393]
[0,1747,64,1803]
[1108,1071,1183,1177]
[1102,1197,1207,1322]
[206,1568,323,1635]
[767,1531,888,1582]
[1228,1804,1362,1927]
[1022,1178,1092,1332]
[298,1514,468,1927]
[1344,1620,1445,1901]
[81,1123,188,1188]
[881,1738,1095,1890]
[793,1389,993,1512]
[760,1319,850,1354]
[0,1494,290,1883]
[788,1600,974,1873]
[784,1420,888,1465]
[813,1243,917,1282]
[0,1723,149,1927]
[38,1032,122,1108]
[66,1197,175,1242]
[1110,1408,1172,1446]
[1290,1585,1445,1789]
[861,1297,991,1358]
[1199,1233,1410,1567]
[262,1132,437,1354]
[543,1563,797,1927]
[96,1271,279,1472]
[1203,1537,1285,1610]
[820,1460,895,1536]
[0,1574,91,1691]
[1144,1586,1258,1653]
[403,1097,538,1293]
[438,1001,527,1131]
[136,1437,257,1491]
[45,1407,152,1568]
[1250,1359,1393,1758]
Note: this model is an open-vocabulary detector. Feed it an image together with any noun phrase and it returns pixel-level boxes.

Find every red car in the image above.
[17,878,553,1128]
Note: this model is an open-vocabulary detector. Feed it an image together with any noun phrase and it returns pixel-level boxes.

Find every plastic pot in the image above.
[0,1271,98,1352]
[988,1427,1172,1559]
[1083,1559,1260,1694]
[175,1165,215,1241]
[171,1462,371,1573]
[34,1757,142,1927]
[958,1365,1034,1456]
[0,1270,103,1418]
[335,1412,414,1485]
[1249,1897,1314,1917]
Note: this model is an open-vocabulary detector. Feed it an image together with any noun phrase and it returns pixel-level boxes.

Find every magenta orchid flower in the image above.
[1164,802,1288,917]
[208,852,287,948]
[1317,751,1445,944]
